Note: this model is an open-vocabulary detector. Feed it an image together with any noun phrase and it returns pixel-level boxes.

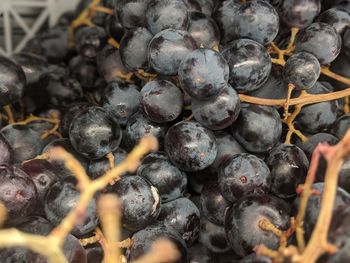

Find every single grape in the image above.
[137,151,188,202]
[191,84,240,130]
[225,194,290,257]
[116,0,150,29]
[328,114,350,139]
[158,197,200,246]
[146,0,189,35]
[108,175,161,231]
[125,111,168,150]
[120,27,153,71]
[199,216,231,253]
[212,0,241,44]
[85,243,104,263]
[69,56,97,92]
[104,14,125,42]
[148,29,197,75]
[126,224,188,263]
[266,144,309,199]
[60,102,90,137]
[0,56,26,107]
[295,22,342,64]
[140,80,184,123]
[210,131,246,171]
[232,0,279,45]
[101,81,141,126]
[0,133,12,165]
[69,106,122,160]
[11,52,48,85]
[218,153,271,202]
[0,165,37,222]
[316,7,350,35]
[165,121,217,171]
[188,11,220,48]
[280,0,321,28]
[231,104,282,153]
[74,26,107,59]
[283,52,321,90]
[200,179,231,225]
[295,82,341,134]
[179,48,229,100]
[221,39,271,93]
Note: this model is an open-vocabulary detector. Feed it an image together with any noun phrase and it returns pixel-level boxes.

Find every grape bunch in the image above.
[1,0,350,262]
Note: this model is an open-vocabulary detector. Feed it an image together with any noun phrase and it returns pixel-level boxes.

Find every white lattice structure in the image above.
[0,0,79,56]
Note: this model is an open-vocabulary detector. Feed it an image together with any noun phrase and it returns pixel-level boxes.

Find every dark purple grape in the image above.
[179,48,229,100]
[146,0,189,35]
[316,7,350,35]
[75,26,107,59]
[125,111,168,150]
[266,144,309,199]
[187,168,214,194]
[140,80,184,123]
[196,0,216,16]
[116,0,150,29]
[295,22,342,64]
[101,81,141,126]
[200,179,231,225]
[165,121,217,171]
[137,151,187,202]
[11,52,48,85]
[1,122,55,164]
[212,0,240,44]
[88,148,127,179]
[247,64,289,99]
[293,183,350,240]
[42,138,90,179]
[45,180,98,237]
[0,134,12,165]
[85,243,103,263]
[158,197,200,246]
[69,56,97,91]
[225,194,290,257]
[120,27,153,71]
[199,216,231,253]
[231,104,282,153]
[191,84,240,130]
[328,114,350,139]
[60,103,90,138]
[283,52,321,90]
[69,106,122,160]
[210,131,246,171]
[280,0,321,28]
[96,46,132,83]
[105,14,125,42]
[188,243,213,263]
[148,29,197,75]
[0,56,26,107]
[218,153,271,202]
[295,82,341,134]
[232,0,279,45]
[126,224,188,263]
[221,39,271,93]
[21,159,58,213]
[0,165,37,222]
[109,175,160,231]
[188,11,220,48]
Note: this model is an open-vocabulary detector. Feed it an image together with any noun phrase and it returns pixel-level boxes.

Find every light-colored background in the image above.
[0,0,80,56]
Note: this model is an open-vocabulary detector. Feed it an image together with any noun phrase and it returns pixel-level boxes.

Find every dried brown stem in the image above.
[98,194,121,263]
[0,136,158,262]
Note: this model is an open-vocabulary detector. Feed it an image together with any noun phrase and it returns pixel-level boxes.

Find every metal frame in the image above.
[0,0,79,56]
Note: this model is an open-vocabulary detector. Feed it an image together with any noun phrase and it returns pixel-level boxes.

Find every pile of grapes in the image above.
[2,0,350,262]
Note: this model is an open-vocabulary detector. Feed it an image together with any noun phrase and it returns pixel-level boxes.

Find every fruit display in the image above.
[2,0,350,263]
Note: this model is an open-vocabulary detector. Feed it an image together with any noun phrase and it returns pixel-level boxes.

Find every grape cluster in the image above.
[1,0,350,262]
